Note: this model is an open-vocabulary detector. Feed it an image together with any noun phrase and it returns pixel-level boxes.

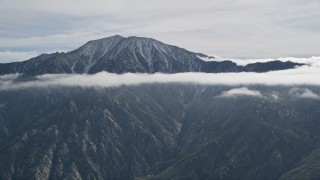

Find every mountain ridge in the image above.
[0,35,303,76]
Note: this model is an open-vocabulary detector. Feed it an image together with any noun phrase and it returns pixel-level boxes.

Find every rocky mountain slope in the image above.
[0,35,302,76]
[1,84,320,179]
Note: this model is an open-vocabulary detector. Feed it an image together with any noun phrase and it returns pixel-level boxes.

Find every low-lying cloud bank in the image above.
[290,88,320,100]
[218,87,263,98]
[216,87,320,100]
[1,70,320,91]
[1,72,320,100]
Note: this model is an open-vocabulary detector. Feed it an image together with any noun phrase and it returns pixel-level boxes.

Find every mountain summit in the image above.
[0,35,302,76]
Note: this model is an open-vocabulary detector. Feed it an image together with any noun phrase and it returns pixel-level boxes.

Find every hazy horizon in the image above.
[0,0,319,62]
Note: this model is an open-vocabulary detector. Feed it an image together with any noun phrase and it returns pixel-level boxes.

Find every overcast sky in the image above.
[0,0,319,62]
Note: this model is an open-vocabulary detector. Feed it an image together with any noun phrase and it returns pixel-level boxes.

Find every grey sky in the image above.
[0,0,319,62]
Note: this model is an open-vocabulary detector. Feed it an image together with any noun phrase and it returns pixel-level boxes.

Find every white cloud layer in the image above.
[218,87,263,97]
[290,88,320,100]
[0,69,320,91]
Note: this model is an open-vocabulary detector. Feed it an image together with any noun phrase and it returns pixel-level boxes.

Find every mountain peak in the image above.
[126,35,156,41]
[85,35,124,45]
[82,35,162,52]
[0,35,303,75]
[98,34,124,40]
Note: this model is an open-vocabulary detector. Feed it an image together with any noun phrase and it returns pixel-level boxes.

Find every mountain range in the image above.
[0,35,318,180]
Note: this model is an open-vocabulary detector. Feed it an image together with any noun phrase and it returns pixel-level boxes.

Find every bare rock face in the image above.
[1,85,320,179]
